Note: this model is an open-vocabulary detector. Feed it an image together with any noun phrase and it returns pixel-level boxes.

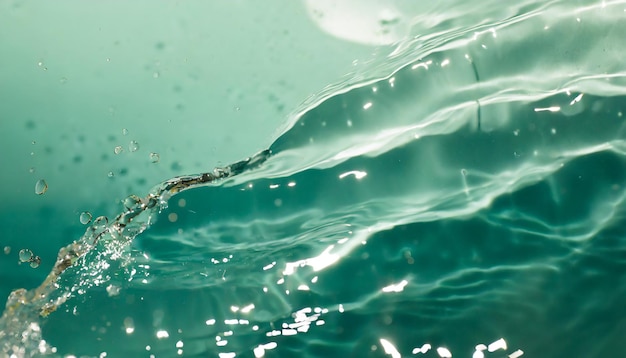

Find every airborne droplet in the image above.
[35,179,48,195]
[79,211,93,225]
[29,256,41,268]
[18,249,33,263]
[114,146,124,154]
[129,140,140,152]
[150,152,160,163]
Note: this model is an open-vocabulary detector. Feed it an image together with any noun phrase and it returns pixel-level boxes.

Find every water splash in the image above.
[0,150,270,356]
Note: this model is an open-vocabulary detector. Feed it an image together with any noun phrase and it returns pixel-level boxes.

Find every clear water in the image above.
[3,1,626,357]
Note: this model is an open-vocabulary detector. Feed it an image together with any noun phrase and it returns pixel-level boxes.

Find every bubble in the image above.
[129,140,140,152]
[122,128,129,136]
[18,249,33,263]
[35,179,48,195]
[108,171,115,178]
[114,146,124,154]
[29,256,41,268]
[149,152,160,163]
[4,246,11,255]
[79,211,93,225]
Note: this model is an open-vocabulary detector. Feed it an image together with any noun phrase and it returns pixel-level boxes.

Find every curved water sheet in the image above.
[4,1,626,357]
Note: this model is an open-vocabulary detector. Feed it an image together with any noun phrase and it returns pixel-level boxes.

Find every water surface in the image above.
[2,1,626,357]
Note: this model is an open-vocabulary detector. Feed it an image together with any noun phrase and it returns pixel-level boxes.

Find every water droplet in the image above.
[114,146,123,154]
[79,211,93,225]
[150,152,160,163]
[4,246,11,255]
[108,171,115,178]
[18,249,33,263]
[31,140,36,145]
[129,140,139,152]
[153,72,160,78]
[30,256,41,268]
[93,216,108,229]
[122,128,129,135]
[29,167,35,174]
[35,179,48,195]
[123,195,142,210]
[37,61,43,67]
[89,216,109,242]
[60,77,68,84]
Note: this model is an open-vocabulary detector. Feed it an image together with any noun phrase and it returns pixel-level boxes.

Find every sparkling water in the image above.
[2,1,626,357]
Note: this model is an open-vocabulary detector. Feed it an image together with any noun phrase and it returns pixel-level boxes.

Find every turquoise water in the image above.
[3,1,626,357]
